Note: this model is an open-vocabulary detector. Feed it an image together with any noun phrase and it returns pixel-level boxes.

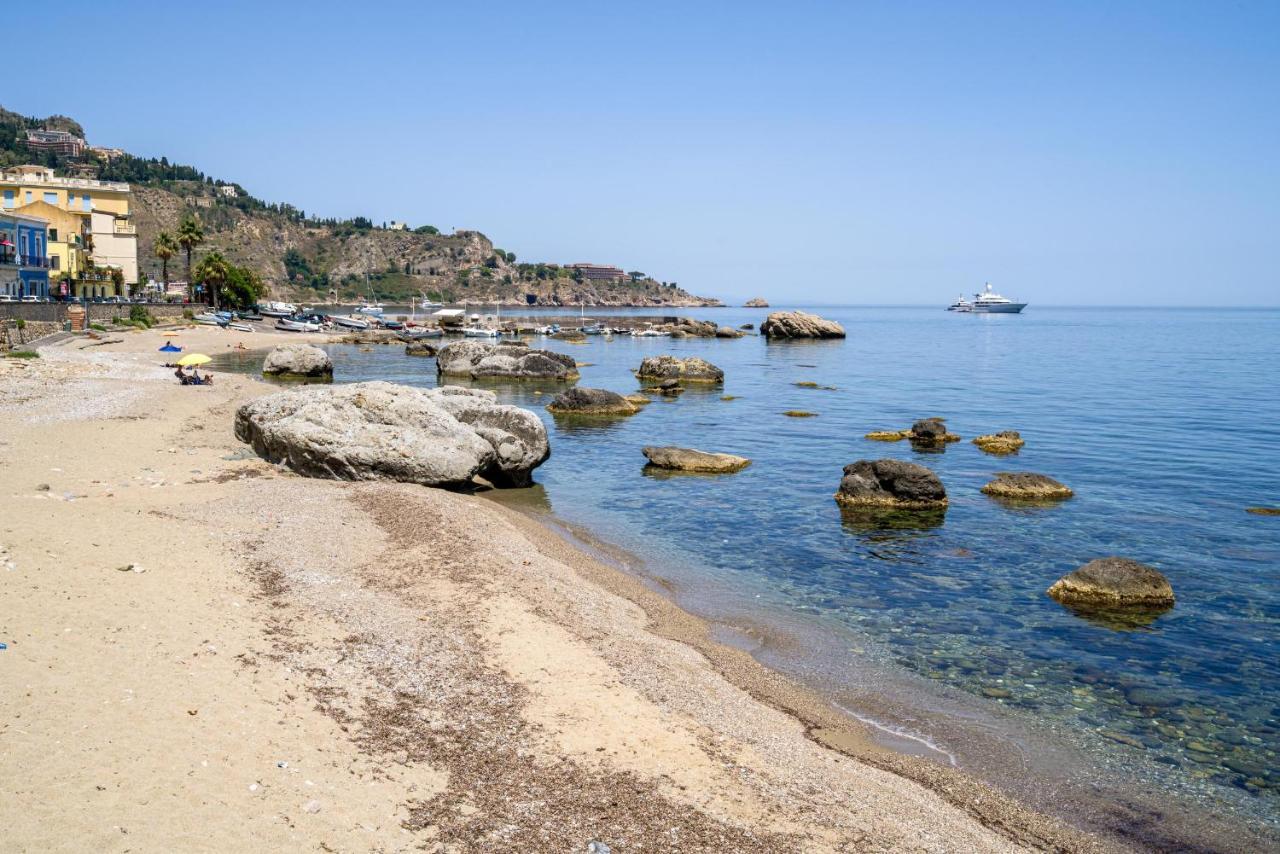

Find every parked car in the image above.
[20,295,42,303]
[0,294,16,302]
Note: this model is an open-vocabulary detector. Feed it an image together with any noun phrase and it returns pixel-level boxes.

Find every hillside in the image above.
[2,105,721,307]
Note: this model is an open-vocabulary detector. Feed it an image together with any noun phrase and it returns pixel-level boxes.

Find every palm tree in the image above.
[176,216,205,302]
[153,232,177,293]
[193,251,231,311]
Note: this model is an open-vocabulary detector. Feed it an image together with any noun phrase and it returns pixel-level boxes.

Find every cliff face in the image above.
[131,184,720,307]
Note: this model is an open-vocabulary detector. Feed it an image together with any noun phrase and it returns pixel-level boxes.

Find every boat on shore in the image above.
[276,316,321,332]
[258,301,297,318]
[332,315,371,331]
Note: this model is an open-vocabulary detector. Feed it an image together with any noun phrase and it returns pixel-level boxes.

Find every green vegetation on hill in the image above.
[2,105,721,307]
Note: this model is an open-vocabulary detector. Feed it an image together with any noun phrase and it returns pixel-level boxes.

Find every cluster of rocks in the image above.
[865,417,961,445]
[234,381,550,488]
[261,344,334,380]
[635,355,724,384]
[549,329,587,342]
[436,341,579,381]
[760,311,846,339]
[832,457,1173,617]
[744,297,770,307]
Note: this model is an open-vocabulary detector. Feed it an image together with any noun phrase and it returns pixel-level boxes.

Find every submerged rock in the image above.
[656,378,684,396]
[642,446,751,473]
[973,431,1024,454]
[234,381,549,488]
[546,387,638,416]
[436,341,578,381]
[1047,557,1175,611]
[981,472,1073,500]
[865,430,909,441]
[404,340,438,357]
[835,459,948,509]
[783,410,817,417]
[636,355,724,383]
[262,343,333,379]
[1246,506,1280,516]
[760,311,845,339]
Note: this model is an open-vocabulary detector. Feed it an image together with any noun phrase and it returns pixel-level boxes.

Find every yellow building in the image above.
[0,165,137,292]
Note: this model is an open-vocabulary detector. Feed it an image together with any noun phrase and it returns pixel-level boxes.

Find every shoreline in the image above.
[0,325,1267,851]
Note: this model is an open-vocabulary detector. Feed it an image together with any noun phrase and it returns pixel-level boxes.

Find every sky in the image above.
[15,1,1280,305]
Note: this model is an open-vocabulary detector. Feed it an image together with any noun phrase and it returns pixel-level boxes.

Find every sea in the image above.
[214,305,1280,848]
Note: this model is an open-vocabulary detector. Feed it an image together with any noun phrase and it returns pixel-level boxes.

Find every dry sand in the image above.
[0,325,1109,852]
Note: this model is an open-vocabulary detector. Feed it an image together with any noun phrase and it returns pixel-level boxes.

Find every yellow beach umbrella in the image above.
[176,353,211,367]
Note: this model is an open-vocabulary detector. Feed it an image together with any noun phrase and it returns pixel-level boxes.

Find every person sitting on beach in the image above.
[174,366,189,384]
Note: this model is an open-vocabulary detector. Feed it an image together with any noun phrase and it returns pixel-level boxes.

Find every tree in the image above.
[153,231,177,289]
[193,250,231,309]
[220,264,265,309]
[176,216,205,301]
[110,267,125,297]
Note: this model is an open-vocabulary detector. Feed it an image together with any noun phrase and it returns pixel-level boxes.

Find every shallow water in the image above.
[216,306,1280,840]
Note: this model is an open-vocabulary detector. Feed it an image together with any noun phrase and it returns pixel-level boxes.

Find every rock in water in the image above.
[546,387,638,416]
[760,311,845,339]
[1048,557,1175,610]
[404,340,438,357]
[744,297,770,307]
[973,431,1024,454]
[550,329,587,341]
[910,417,961,444]
[642,446,751,473]
[436,341,578,381]
[262,344,333,379]
[739,323,755,330]
[981,472,1073,500]
[715,326,744,338]
[234,381,549,488]
[835,459,948,508]
[636,355,724,383]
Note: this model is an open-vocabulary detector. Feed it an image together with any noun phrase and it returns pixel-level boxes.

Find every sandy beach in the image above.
[0,325,1112,852]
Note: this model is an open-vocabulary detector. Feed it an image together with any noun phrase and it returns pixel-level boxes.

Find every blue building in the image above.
[0,211,50,298]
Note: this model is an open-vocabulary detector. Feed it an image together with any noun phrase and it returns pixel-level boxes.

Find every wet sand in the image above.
[0,325,1123,850]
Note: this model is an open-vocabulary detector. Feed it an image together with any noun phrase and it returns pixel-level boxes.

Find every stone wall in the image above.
[0,302,194,348]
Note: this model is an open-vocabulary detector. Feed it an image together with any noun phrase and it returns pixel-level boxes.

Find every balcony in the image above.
[113,221,137,235]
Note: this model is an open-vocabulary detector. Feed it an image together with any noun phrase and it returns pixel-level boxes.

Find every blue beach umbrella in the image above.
[159,342,182,352]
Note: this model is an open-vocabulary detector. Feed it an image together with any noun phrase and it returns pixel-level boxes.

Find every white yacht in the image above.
[970,283,1026,314]
[946,294,972,312]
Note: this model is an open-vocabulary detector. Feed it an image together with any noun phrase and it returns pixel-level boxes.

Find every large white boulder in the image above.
[262,343,333,378]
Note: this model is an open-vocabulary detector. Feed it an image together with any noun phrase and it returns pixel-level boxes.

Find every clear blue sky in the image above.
[17,1,1280,305]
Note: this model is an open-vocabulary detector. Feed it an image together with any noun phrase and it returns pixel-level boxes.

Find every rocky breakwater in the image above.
[234,381,549,488]
[437,341,579,381]
[760,311,845,339]
[642,446,751,474]
[261,343,333,380]
[834,459,948,509]
[981,472,1073,501]
[546,387,638,416]
[1048,557,1175,612]
[635,355,724,384]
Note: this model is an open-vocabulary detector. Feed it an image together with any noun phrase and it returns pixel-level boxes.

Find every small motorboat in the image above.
[194,312,227,327]
[380,319,405,331]
[333,315,371,331]
[630,327,667,337]
[354,302,384,317]
[405,327,443,339]
[581,324,604,335]
[276,316,321,332]
[235,311,264,322]
[463,326,501,337]
[227,322,253,332]
[258,301,297,318]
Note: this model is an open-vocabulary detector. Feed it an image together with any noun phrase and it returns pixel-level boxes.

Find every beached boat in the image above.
[276,316,321,332]
[333,315,371,330]
[194,312,227,327]
[404,327,443,339]
[970,283,1027,314]
[227,322,253,332]
[258,301,297,318]
[380,319,405,331]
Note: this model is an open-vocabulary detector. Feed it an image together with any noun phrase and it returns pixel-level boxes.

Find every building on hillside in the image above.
[217,184,238,198]
[89,146,125,160]
[0,165,138,293]
[388,220,409,231]
[24,129,86,157]
[0,211,52,298]
[568,263,627,281]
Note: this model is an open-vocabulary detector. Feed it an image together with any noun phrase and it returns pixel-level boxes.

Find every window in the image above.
[51,254,60,270]
[2,190,12,208]
[43,192,57,205]
[49,228,58,241]
[81,195,91,212]
[25,191,33,204]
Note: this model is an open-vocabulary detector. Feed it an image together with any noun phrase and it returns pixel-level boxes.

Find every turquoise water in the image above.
[219,306,1280,840]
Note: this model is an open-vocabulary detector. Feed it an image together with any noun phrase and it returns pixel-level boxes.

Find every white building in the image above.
[388,220,409,231]
[88,210,139,286]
